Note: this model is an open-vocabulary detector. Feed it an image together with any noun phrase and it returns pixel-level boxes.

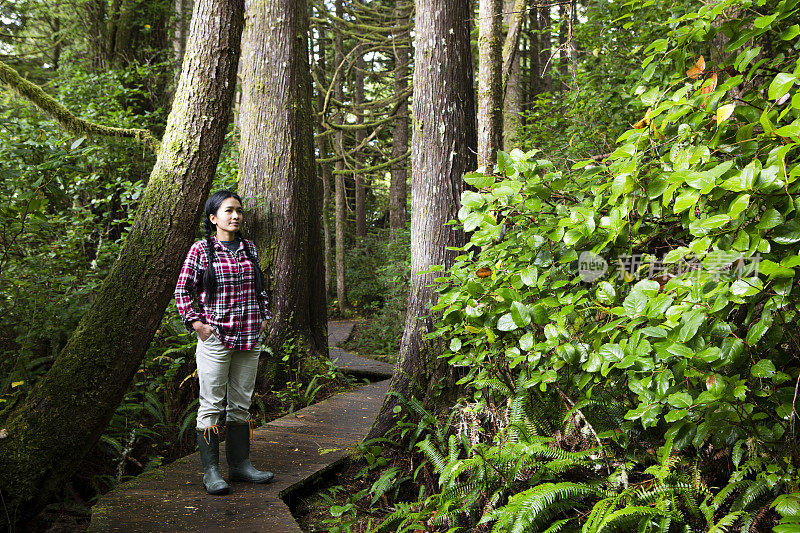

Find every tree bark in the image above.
[503,0,525,150]
[367,0,476,440]
[238,0,327,384]
[528,4,540,103]
[333,0,349,314]
[477,0,503,171]
[314,23,334,299]
[0,0,243,519]
[539,3,552,93]
[354,53,367,239]
[390,8,409,234]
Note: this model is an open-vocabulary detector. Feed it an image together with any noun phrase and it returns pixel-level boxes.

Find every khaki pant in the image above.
[195,333,259,430]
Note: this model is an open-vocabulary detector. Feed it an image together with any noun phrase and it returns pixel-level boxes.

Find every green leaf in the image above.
[597,281,616,303]
[754,13,777,28]
[498,313,518,331]
[510,301,531,327]
[769,73,797,101]
[520,332,534,351]
[756,208,784,230]
[520,266,538,287]
[728,194,751,218]
[679,308,705,343]
[747,318,771,345]
[674,190,700,213]
[782,24,800,41]
[450,337,462,351]
[751,359,776,378]
[464,172,495,189]
[667,392,693,409]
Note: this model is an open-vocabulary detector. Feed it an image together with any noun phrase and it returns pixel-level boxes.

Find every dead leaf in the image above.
[686,55,706,79]
[476,267,492,278]
[701,72,718,94]
[0,428,7,439]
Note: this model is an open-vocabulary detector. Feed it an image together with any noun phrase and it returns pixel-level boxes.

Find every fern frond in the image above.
[593,506,664,533]
[708,511,745,533]
[489,482,595,533]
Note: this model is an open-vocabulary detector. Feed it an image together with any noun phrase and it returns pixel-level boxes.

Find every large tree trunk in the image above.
[0,0,243,519]
[368,0,476,440]
[333,0,349,314]
[238,0,327,385]
[354,53,367,239]
[389,8,409,233]
[477,0,503,170]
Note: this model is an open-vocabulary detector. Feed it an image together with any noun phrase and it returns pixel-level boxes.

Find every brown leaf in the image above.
[476,267,492,278]
[701,72,718,94]
[686,55,706,79]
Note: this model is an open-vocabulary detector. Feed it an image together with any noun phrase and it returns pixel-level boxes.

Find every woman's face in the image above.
[209,196,243,235]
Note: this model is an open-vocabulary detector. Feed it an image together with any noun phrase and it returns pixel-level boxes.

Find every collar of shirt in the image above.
[211,234,243,254]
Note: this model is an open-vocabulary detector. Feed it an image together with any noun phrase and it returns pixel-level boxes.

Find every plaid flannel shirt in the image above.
[174,236,272,351]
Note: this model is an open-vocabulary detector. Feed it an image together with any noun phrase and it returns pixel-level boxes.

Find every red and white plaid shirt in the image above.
[174,236,271,351]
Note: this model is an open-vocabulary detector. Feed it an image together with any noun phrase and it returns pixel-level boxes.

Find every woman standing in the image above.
[174,190,274,495]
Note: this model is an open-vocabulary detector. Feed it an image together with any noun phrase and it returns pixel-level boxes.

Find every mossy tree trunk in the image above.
[238,0,328,387]
[368,0,476,440]
[354,52,367,239]
[503,0,525,150]
[333,0,349,314]
[477,0,503,170]
[314,23,334,300]
[0,0,243,520]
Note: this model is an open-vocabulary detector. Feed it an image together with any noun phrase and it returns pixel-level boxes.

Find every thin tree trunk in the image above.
[559,1,568,91]
[0,0,243,519]
[390,9,409,233]
[354,53,366,238]
[528,4,540,103]
[333,0,349,313]
[315,24,333,298]
[539,3,552,93]
[238,0,327,383]
[368,0,476,440]
[477,0,503,170]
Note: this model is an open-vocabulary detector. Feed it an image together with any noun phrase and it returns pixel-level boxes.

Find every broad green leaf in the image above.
[750,359,776,378]
[746,318,771,345]
[674,190,700,213]
[497,313,518,331]
[464,172,495,189]
[769,73,797,100]
[728,194,751,218]
[667,392,693,409]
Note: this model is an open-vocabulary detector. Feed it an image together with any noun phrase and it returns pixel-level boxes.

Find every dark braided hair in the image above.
[201,191,265,300]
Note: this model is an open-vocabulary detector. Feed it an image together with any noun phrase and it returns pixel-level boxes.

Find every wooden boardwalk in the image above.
[88,321,393,532]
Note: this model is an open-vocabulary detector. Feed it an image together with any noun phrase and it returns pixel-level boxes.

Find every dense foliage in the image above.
[316,0,800,530]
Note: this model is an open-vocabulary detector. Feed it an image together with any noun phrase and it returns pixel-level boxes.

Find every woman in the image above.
[174,190,274,495]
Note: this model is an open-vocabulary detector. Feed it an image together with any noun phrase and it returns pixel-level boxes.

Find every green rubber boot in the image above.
[226,423,274,483]
[196,427,230,495]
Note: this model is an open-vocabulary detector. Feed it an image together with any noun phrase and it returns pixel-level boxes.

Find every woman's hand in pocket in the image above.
[192,321,215,342]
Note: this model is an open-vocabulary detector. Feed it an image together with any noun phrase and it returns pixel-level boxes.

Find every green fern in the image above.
[488,482,596,533]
